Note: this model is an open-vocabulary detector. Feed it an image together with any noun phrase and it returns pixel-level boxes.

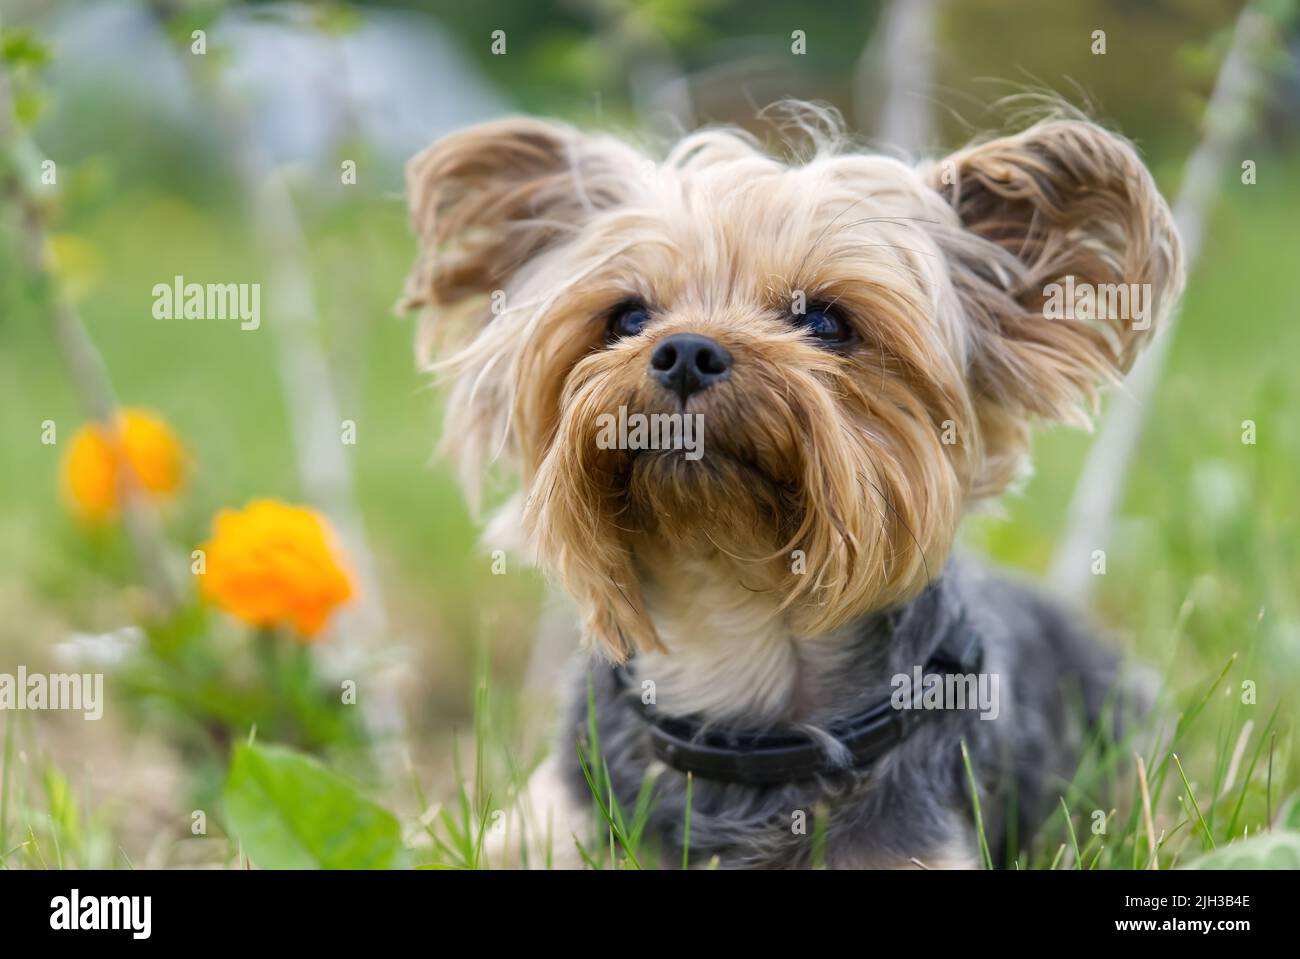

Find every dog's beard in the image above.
[626,452,789,543]
[523,338,963,662]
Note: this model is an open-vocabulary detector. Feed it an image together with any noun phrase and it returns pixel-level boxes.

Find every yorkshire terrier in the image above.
[401,105,1183,869]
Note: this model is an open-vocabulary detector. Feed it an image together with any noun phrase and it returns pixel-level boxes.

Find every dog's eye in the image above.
[792,304,853,346]
[606,301,651,342]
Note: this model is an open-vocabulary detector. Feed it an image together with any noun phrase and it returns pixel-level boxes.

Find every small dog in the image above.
[401,105,1183,868]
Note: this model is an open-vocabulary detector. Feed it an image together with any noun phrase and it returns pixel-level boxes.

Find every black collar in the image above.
[613,622,983,786]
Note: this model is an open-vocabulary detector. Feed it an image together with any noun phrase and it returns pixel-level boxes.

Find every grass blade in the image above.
[960,739,993,870]
[681,772,693,870]
[1173,753,1215,850]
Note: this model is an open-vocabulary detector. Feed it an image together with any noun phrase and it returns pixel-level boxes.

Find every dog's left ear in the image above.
[925,119,1184,495]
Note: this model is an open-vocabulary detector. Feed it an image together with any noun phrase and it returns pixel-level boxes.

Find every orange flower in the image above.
[62,408,187,522]
[197,499,355,640]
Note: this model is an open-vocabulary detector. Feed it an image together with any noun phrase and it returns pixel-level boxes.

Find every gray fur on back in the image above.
[557,556,1127,869]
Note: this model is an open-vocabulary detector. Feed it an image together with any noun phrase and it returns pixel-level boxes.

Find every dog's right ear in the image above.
[400,117,639,315]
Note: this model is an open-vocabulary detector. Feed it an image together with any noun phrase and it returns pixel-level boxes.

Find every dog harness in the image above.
[612,626,984,785]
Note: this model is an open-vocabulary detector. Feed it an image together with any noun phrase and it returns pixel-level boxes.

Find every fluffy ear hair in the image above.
[399,117,642,508]
[400,116,640,318]
[925,119,1184,496]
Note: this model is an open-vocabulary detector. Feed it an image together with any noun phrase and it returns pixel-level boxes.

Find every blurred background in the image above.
[1,0,1298,868]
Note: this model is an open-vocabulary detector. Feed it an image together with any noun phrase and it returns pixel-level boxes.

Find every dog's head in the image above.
[402,110,1183,661]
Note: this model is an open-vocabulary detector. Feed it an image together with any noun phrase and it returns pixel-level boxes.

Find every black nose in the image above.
[649,333,732,402]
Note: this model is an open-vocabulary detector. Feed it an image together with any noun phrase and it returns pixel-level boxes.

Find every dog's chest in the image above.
[631,554,856,725]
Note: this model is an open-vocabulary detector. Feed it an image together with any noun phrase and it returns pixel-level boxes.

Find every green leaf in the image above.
[1,29,51,68]
[1271,791,1300,832]
[1182,831,1300,869]
[223,742,406,869]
